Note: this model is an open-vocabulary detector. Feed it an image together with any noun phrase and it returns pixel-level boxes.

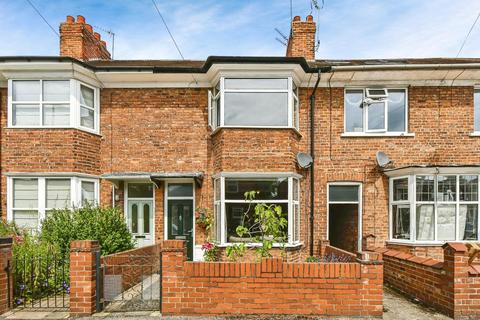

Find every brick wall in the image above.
[378,243,480,318]
[161,240,383,317]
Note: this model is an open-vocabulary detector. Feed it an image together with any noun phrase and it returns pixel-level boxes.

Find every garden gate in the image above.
[101,248,161,312]
[8,252,70,310]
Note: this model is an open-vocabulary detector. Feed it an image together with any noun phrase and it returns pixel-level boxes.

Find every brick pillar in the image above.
[0,238,13,315]
[161,240,186,315]
[318,239,330,256]
[70,240,100,317]
[442,242,468,318]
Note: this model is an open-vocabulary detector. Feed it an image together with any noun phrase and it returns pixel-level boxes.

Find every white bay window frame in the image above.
[7,175,100,230]
[208,77,299,131]
[213,173,301,246]
[389,173,480,244]
[8,79,100,134]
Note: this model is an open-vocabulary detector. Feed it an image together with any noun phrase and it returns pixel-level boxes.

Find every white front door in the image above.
[127,200,154,247]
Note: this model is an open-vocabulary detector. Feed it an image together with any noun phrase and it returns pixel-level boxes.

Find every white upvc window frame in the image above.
[388,173,480,244]
[343,87,409,136]
[7,176,100,230]
[208,77,299,131]
[7,79,100,134]
[473,88,480,135]
[213,174,301,246]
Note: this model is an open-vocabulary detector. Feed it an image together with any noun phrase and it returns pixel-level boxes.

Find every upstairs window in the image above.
[9,80,99,133]
[345,88,407,134]
[208,77,299,130]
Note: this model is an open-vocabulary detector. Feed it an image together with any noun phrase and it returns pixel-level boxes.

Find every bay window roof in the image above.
[383,165,480,177]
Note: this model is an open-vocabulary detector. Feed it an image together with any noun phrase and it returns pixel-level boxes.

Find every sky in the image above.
[1,0,480,60]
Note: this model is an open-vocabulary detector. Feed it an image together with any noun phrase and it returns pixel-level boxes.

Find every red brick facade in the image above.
[0,238,13,315]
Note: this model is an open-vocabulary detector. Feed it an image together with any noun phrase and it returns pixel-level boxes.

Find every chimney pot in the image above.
[101,40,107,47]
[76,15,85,24]
[94,32,101,40]
[306,15,313,21]
[66,15,75,23]
[293,15,301,22]
[85,24,93,33]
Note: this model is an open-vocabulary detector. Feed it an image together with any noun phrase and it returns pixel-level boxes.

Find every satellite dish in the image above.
[376,151,392,168]
[296,153,313,169]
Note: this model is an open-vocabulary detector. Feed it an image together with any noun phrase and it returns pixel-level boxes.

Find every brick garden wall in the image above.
[378,243,480,319]
[161,240,383,317]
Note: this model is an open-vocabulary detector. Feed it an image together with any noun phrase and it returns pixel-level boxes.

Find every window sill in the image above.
[6,126,102,137]
[470,132,480,137]
[211,126,302,138]
[341,132,415,138]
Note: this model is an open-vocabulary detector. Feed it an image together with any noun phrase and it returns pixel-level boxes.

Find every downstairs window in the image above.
[213,175,300,245]
[8,176,99,230]
[390,174,479,243]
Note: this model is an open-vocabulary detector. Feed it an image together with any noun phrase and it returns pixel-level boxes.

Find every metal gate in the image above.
[9,253,70,310]
[101,252,161,312]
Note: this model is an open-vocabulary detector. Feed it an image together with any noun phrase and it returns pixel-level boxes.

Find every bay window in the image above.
[8,176,99,230]
[213,174,301,245]
[389,173,480,243]
[208,77,299,131]
[345,88,408,134]
[8,79,99,133]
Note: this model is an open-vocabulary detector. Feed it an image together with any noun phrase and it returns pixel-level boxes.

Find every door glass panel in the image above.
[168,184,193,197]
[131,204,138,233]
[329,185,359,202]
[143,203,150,234]
[171,205,180,236]
[128,183,153,198]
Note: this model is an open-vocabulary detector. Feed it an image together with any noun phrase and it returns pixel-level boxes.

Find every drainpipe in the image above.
[309,69,322,256]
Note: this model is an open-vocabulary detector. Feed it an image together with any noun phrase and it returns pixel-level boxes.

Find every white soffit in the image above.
[305,68,480,87]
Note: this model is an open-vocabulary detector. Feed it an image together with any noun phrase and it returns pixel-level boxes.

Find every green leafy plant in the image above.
[225,243,247,262]
[196,207,213,236]
[225,190,288,261]
[305,256,321,263]
[41,205,135,256]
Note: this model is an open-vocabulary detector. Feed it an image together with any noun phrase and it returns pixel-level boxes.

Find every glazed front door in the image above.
[167,199,194,260]
[127,200,154,247]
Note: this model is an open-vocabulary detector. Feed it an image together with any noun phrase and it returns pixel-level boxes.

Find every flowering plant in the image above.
[202,241,220,262]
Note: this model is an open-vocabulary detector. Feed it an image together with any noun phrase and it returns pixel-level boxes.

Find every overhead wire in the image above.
[25,0,59,37]
[151,0,198,85]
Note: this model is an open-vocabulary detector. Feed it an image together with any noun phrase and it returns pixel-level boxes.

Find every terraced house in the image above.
[1,14,480,266]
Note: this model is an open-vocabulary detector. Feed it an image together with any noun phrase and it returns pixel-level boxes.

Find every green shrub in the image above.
[0,220,20,238]
[41,205,135,256]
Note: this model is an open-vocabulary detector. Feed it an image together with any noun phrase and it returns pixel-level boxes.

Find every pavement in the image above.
[0,286,452,320]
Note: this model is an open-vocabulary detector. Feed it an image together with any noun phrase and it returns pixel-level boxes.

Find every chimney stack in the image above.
[59,15,111,61]
[286,15,316,60]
